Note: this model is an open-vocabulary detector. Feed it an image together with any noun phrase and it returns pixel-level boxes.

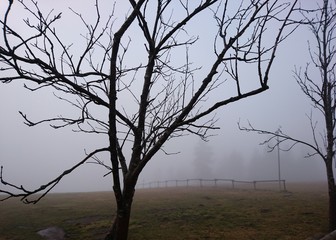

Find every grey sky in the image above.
[0,0,327,193]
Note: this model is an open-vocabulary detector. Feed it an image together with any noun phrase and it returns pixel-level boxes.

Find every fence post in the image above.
[231,180,234,189]
[253,181,257,190]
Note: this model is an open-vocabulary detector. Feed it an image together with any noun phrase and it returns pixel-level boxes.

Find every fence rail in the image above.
[137,178,287,191]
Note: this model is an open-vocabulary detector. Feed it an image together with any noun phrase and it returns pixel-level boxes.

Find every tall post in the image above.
[276,129,281,191]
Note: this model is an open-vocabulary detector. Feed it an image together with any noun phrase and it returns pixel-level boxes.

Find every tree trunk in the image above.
[326,160,336,231]
[327,184,336,232]
[104,201,132,240]
[105,179,136,240]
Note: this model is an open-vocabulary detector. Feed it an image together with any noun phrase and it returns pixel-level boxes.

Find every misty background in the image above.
[0,1,327,193]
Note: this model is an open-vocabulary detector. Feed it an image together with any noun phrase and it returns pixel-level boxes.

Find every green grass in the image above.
[0,183,329,240]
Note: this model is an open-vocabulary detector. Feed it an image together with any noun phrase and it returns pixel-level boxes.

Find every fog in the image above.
[0,1,328,193]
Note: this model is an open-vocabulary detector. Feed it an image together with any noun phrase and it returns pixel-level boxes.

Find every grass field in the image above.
[0,182,330,240]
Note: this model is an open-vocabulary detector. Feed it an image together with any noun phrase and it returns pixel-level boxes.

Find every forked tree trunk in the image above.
[105,184,135,240]
[105,199,132,240]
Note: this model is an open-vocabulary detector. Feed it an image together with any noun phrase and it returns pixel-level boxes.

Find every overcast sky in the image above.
[0,0,328,193]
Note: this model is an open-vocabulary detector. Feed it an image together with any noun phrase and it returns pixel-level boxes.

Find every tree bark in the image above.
[328,191,336,232]
[325,150,336,232]
[105,188,135,240]
[326,160,336,232]
[105,175,137,240]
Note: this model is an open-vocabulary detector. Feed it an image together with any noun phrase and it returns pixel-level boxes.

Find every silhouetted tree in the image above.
[240,0,336,231]
[193,140,213,178]
[0,0,297,239]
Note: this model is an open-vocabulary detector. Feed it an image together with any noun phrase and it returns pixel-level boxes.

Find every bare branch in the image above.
[238,121,326,161]
[0,147,109,203]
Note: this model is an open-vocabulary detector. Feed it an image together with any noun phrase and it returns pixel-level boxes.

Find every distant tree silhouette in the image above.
[240,0,336,231]
[193,140,213,178]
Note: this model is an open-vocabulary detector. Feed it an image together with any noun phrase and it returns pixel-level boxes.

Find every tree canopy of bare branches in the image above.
[0,0,297,239]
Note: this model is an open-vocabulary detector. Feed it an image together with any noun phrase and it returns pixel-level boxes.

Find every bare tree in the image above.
[240,0,336,232]
[0,0,297,239]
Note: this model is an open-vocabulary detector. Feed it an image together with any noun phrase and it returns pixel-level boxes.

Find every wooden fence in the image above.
[136,178,287,191]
